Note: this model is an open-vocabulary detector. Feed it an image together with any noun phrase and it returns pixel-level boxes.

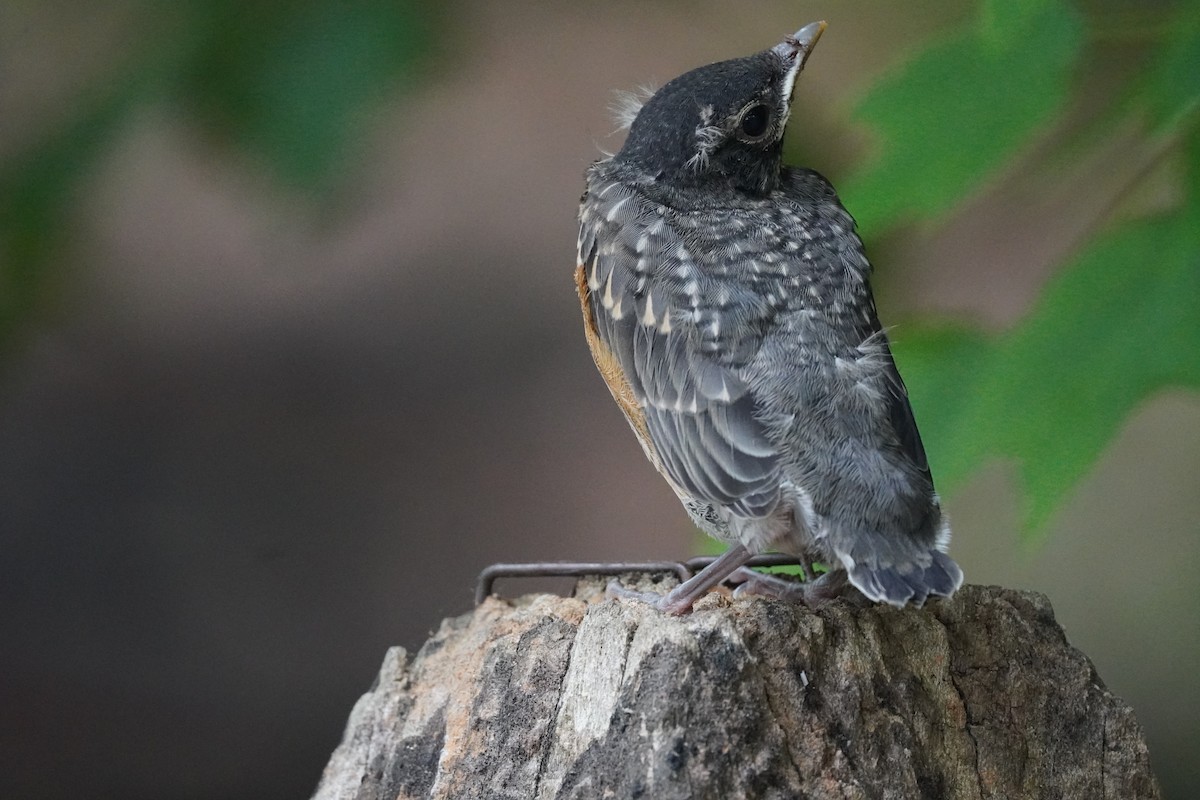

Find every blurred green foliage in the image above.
[844,0,1084,230]
[844,0,1200,533]
[0,0,439,343]
[178,0,435,185]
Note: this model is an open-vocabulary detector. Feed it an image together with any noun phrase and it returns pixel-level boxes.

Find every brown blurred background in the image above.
[1,1,1196,798]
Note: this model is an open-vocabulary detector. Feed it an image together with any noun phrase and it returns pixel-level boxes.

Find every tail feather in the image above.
[848,550,964,608]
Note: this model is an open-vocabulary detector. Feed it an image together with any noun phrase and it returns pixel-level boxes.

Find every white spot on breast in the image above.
[602,271,615,309]
[588,258,602,291]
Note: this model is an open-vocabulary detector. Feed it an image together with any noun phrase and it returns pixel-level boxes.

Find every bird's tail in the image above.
[847,550,963,608]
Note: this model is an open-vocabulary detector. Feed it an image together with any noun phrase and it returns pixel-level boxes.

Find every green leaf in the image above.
[1143,3,1200,134]
[888,3,1200,535]
[989,213,1198,529]
[178,0,439,189]
[842,0,1084,232]
[895,207,1200,533]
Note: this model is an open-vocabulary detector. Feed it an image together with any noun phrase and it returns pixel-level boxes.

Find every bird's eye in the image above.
[738,104,771,140]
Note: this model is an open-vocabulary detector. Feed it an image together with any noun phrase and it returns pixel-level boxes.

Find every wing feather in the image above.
[577,185,782,520]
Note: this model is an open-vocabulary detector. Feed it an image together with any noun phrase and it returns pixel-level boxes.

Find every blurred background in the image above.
[1,1,1197,797]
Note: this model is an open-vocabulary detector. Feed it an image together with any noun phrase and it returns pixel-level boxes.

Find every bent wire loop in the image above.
[475,554,804,605]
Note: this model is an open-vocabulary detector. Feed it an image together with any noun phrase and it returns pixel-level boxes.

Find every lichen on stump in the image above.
[312,583,1159,800]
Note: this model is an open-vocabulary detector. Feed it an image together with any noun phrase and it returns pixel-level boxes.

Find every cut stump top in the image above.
[313,583,1159,800]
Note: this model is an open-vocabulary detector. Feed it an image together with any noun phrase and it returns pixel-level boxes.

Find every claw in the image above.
[606,544,754,615]
[729,568,848,608]
[606,579,699,616]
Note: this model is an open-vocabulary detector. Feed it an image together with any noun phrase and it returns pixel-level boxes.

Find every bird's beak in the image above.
[773,21,827,69]
[774,21,826,105]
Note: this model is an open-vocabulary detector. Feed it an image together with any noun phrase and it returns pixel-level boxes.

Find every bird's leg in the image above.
[799,557,818,582]
[607,544,753,616]
[728,566,848,608]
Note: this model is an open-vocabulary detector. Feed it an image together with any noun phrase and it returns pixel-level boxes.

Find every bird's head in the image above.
[616,22,826,199]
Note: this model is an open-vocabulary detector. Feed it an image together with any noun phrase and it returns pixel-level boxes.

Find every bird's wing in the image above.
[577,187,781,518]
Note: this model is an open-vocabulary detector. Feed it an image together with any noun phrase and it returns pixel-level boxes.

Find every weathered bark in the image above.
[313,581,1159,800]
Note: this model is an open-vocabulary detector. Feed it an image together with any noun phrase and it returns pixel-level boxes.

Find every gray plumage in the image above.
[577,23,963,608]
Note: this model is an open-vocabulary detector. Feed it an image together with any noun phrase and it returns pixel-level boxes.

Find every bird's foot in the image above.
[728,567,848,608]
[605,544,754,616]
[605,580,700,616]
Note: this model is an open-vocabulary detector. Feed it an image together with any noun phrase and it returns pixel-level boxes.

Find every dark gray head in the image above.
[616,22,826,197]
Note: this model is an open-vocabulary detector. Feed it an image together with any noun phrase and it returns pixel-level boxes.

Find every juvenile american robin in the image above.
[575,22,964,614]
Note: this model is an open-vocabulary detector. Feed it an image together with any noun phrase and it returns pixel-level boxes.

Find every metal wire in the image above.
[475,555,807,604]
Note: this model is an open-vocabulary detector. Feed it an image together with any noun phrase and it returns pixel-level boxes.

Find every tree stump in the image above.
[312,581,1159,799]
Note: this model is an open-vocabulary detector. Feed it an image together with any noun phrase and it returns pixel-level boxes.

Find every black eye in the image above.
[739,104,771,139]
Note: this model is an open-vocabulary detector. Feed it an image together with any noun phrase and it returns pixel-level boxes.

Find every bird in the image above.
[575,21,964,614]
